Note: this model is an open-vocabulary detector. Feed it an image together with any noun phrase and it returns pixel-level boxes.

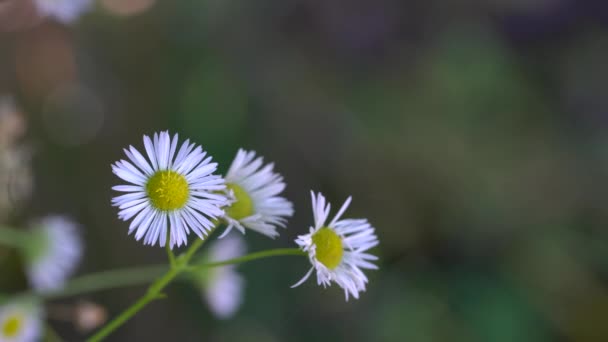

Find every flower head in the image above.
[220,149,293,239]
[24,215,82,293]
[112,131,228,249]
[0,300,42,342]
[33,0,93,23]
[196,234,246,319]
[293,192,379,300]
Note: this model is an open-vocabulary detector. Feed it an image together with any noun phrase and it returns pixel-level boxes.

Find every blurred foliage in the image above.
[2,0,608,341]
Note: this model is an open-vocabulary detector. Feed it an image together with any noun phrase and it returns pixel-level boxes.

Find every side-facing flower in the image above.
[33,0,93,23]
[220,149,293,239]
[195,233,246,319]
[112,131,228,249]
[0,300,42,342]
[24,215,82,293]
[293,192,379,300]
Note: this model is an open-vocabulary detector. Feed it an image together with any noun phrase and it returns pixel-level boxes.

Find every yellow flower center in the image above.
[2,314,23,338]
[225,183,254,220]
[312,227,344,270]
[146,170,189,211]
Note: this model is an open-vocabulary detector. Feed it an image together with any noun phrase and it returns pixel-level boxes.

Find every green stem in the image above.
[43,265,167,300]
[88,290,167,342]
[193,248,305,270]
[165,229,176,269]
[86,226,218,342]
[182,233,207,261]
[0,226,29,248]
[11,249,303,304]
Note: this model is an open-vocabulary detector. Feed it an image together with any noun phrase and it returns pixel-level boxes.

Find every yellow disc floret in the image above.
[146,170,189,211]
[225,183,254,220]
[312,227,344,270]
[2,314,23,338]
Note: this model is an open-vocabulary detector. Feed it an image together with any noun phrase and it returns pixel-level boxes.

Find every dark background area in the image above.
[2,0,608,341]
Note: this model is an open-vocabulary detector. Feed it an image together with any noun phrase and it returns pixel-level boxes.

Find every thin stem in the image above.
[4,248,306,304]
[192,248,305,270]
[165,229,176,269]
[87,290,167,342]
[86,225,218,342]
[0,265,167,306]
[43,265,167,300]
[182,232,207,261]
[11,249,304,303]
[0,226,29,248]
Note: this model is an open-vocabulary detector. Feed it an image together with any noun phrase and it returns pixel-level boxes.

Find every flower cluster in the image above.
[0,130,380,341]
[112,131,379,300]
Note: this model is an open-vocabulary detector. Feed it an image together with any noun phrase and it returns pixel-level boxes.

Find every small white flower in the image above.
[24,215,83,293]
[220,149,293,239]
[292,192,379,300]
[198,234,246,319]
[33,0,93,23]
[0,300,42,342]
[112,131,228,249]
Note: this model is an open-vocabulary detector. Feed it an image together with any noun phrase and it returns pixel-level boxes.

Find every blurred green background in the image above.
[3,0,608,341]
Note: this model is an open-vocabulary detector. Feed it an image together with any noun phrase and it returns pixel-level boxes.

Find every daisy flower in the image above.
[292,192,379,300]
[24,215,83,293]
[0,300,42,342]
[33,0,93,23]
[220,149,293,239]
[111,131,228,249]
[196,233,246,319]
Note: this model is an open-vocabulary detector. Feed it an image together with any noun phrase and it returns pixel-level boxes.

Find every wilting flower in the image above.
[0,96,32,220]
[33,0,93,23]
[195,233,246,319]
[220,149,293,239]
[24,216,83,292]
[112,131,228,249]
[0,300,42,342]
[293,192,379,300]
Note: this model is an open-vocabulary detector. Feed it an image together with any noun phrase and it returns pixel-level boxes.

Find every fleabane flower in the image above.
[293,192,379,300]
[24,215,83,293]
[33,0,93,23]
[220,149,294,239]
[112,131,228,249]
[0,300,42,342]
[195,233,246,319]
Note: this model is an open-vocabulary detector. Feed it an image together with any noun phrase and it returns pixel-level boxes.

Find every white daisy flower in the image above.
[24,215,83,293]
[0,300,42,342]
[112,131,228,249]
[197,233,246,319]
[33,0,93,23]
[292,192,379,300]
[220,149,294,239]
